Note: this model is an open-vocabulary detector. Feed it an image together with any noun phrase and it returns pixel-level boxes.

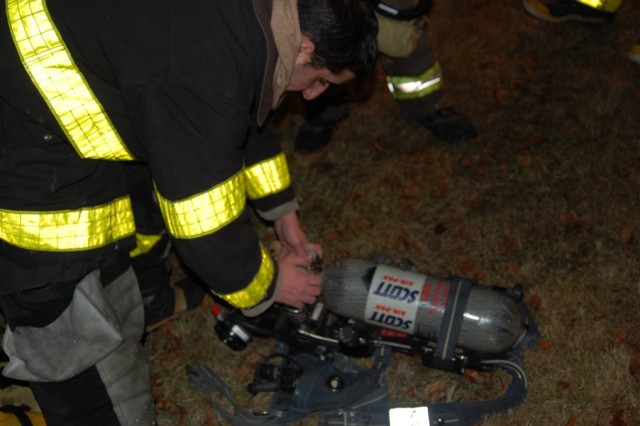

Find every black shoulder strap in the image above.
[187,364,292,426]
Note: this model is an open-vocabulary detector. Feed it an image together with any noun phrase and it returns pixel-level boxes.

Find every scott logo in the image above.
[373,282,420,304]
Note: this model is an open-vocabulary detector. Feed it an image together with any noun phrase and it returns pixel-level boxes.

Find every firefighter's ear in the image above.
[299,36,315,62]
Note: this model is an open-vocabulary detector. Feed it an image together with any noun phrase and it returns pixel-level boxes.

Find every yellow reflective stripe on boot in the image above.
[156,172,246,239]
[386,62,443,101]
[574,0,623,12]
[0,197,135,251]
[218,244,274,308]
[7,0,133,161]
[244,153,291,200]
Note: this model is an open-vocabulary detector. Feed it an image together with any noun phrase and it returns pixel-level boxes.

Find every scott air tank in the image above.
[322,258,524,354]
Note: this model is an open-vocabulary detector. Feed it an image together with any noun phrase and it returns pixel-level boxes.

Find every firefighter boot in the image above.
[419,107,477,143]
[294,103,352,153]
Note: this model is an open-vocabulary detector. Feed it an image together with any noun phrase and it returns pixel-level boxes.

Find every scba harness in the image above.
[187,257,540,426]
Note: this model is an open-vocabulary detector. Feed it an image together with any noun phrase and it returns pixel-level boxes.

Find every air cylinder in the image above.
[322,258,523,354]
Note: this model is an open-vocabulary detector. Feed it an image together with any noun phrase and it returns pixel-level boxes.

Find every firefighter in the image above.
[0,0,378,424]
[522,0,638,64]
[295,0,477,153]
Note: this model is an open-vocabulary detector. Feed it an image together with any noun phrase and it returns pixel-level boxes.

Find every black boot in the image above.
[294,103,352,153]
[419,107,477,142]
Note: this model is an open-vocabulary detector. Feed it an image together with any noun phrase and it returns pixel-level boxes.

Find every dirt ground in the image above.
[145,1,640,425]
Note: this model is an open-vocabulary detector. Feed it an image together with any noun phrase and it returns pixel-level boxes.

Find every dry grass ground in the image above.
[146,1,640,425]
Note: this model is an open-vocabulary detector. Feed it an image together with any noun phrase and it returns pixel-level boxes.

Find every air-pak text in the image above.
[369,311,414,329]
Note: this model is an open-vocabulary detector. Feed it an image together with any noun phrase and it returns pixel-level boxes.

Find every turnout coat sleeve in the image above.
[244,119,298,221]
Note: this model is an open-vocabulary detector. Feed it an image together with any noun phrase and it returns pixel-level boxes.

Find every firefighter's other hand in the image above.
[274,212,323,260]
[275,251,322,309]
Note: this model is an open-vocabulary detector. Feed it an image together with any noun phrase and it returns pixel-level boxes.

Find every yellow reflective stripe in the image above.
[386,62,443,101]
[156,172,246,239]
[244,153,291,200]
[7,0,133,161]
[218,244,274,308]
[0,197,135,251]
[129,233,163,258]
[574,0,623,12]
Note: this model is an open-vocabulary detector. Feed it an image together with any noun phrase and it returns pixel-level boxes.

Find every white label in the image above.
[364,265,424,334]
[388,406,430,425]
[230,324,250,342]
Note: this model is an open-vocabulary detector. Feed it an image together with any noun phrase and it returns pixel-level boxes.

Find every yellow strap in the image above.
[7,0,133,160]
[129,233,164,258]
[574,0,623,12]
[0,410,46,426]
[244,153,291,200]
[218,244,274,308]
[386,62,443,101]
[156,172,246,239]
[0,197,135,251]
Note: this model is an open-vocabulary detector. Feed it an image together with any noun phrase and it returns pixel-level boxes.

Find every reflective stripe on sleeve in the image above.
[244,153,291,199]
[155,172,246,239]
[0,197,135,251]
[7,0,134,161]
[217,244,275,308]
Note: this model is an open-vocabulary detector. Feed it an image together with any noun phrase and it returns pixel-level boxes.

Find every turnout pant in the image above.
[0,253,156,426]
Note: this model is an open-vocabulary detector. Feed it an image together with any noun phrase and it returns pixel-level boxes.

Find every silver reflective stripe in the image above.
[386,62,443,101]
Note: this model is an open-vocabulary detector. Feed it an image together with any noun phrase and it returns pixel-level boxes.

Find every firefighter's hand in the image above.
[275,251,322,309]
[274,212,323,260]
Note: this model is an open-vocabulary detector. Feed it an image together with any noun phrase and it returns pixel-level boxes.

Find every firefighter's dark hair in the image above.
[297,0,378,80]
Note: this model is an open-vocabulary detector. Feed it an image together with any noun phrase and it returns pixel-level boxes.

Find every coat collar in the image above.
[254,0,301,126]
[270,0,301,110]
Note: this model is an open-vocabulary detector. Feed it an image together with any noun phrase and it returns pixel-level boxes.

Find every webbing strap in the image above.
[434,277,472,361]
[187,364,290,426]
[188,347,392,426]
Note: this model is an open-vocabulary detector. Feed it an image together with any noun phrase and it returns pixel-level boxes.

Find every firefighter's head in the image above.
[288,0,378,100]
